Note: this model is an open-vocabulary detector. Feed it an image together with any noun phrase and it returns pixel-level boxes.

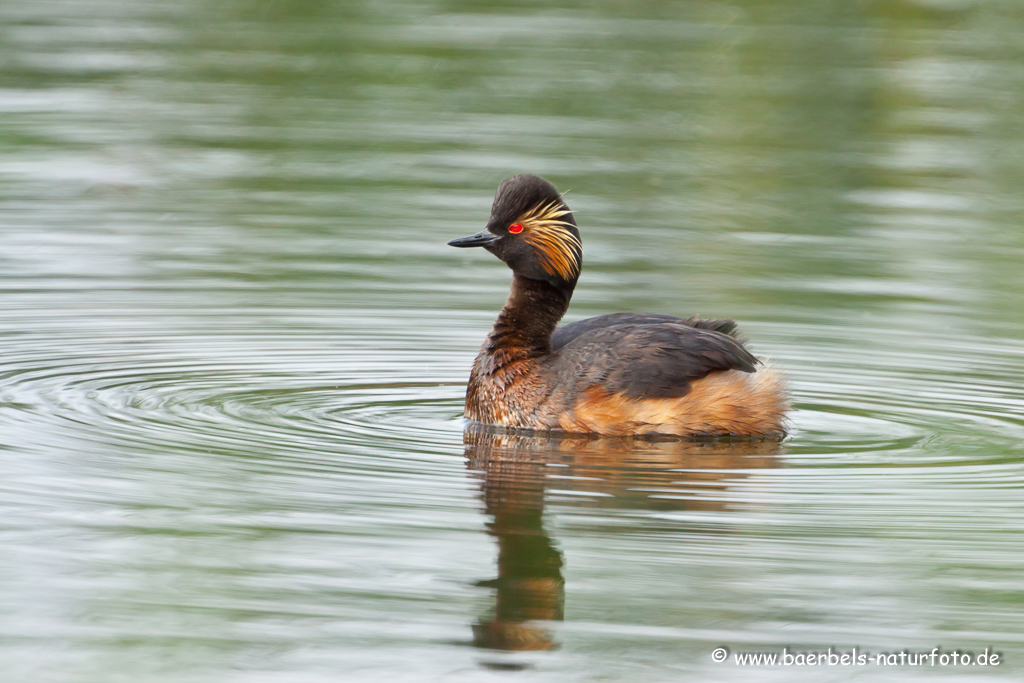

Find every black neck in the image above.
[486,274,573,359]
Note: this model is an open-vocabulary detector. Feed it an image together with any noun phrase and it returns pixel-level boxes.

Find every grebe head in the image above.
[448,174,582,291]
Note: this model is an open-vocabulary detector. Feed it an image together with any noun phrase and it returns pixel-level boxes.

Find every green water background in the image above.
[2,1,1024,681]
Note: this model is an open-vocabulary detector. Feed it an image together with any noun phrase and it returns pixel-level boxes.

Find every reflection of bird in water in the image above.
[470,449,563,653]
[464,427,783,652]
[448,174,788,437]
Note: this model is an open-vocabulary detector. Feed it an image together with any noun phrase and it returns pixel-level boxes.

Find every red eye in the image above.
[508,223,524,234]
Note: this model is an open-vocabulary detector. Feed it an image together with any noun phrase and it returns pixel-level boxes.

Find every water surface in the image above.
[2,1,1024,681]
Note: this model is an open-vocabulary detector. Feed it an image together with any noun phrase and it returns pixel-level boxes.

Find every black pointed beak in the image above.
[447,230,501,248]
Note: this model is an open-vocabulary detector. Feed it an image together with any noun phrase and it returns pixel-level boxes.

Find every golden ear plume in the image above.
[519,200,582,281]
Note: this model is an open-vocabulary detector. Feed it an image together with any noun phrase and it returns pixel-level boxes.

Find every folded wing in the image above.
[551,316,759,399]
[552,312,740,351]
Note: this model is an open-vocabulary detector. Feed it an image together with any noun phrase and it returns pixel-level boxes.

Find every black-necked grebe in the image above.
[448,174,788,437]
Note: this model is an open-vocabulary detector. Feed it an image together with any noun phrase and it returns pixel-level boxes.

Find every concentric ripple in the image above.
[2,309,1022,470]
[0,317,474,463]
